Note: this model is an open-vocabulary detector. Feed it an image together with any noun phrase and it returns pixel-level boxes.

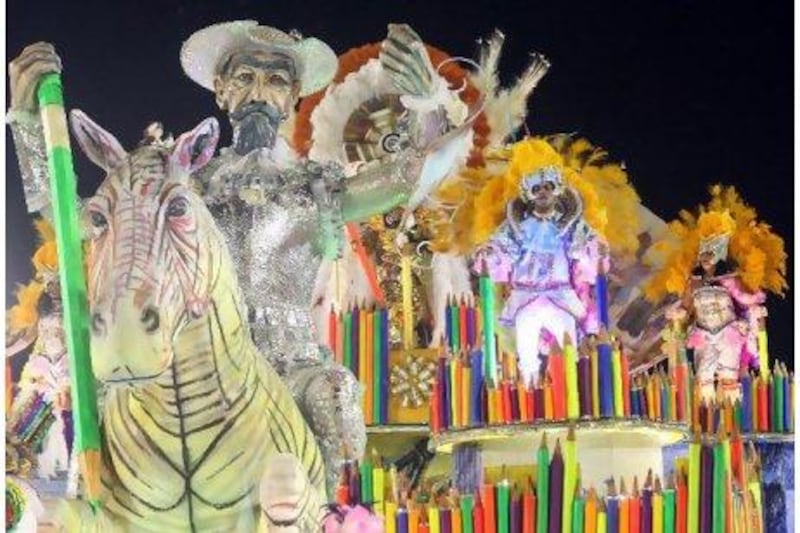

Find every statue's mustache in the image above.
[230,102,282,123]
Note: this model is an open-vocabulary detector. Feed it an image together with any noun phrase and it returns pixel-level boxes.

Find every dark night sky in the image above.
[5,1,794,367]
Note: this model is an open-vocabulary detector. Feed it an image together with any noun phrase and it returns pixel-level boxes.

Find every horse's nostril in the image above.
[141,306,160,334]
[91,313,107,336]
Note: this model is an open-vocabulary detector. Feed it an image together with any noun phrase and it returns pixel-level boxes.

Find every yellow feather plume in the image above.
[32,241,59,275]
[644,184,787,300]
[431,136,642,259]
[7,281,44,336]
[34,218,56,243]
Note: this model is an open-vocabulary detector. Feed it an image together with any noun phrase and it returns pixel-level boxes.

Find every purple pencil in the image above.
[510,382,521,421]
[351,306,360,376]
[534,386,545,420]
[578,355,591,417]
[641,470,653,533]
[438,357,449,429]
[511,492,522,533]
[349,462,361,504]
[548,439,564,533]
[441,508,452,533]
[467,305,476,348]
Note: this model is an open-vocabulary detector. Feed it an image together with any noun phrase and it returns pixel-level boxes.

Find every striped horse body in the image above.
[57,111,325,532]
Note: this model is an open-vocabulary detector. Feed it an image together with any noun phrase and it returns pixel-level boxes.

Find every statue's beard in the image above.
[230,102,283,156]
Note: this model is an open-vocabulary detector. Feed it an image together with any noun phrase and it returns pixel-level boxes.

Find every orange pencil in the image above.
[692,384,701,430]
[518,380,528,422]
[494,387,504,426]
[619,478,630,533]
[584,488,598,533]
[487,385,497,425]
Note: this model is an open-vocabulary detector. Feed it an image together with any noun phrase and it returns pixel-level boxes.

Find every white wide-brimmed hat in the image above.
[180,20,337,97]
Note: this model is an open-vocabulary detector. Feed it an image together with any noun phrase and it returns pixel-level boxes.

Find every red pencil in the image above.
[548,347,567,420]
[502,381,513,424]
[676,471,687,533]
[621,351,632,417]
[474,493,486,533]
[630,477,642,533]
[758,377,769,432]
[482,483,496,533]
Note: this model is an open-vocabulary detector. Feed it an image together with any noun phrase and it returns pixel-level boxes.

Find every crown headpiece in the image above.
[519,165,564,197]
[698,232,731,264]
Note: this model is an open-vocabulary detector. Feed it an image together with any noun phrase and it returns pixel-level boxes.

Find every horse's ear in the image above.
[69,110,127,171]
[171,117,219,174]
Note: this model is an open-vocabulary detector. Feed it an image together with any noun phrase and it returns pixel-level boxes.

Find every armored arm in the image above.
[340,151,420,222]
[7,109,53,218]
[8,42,64,220]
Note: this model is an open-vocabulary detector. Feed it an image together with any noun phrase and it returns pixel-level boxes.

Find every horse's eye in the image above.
[90,211,108,228]
[167,197,189,218]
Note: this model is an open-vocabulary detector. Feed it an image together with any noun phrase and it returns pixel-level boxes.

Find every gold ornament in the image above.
[390,353,436,408]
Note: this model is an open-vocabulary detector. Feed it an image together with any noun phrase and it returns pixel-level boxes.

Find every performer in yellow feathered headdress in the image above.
[6,219,76,485]
[470,137,633,385]
[646,185,787,402]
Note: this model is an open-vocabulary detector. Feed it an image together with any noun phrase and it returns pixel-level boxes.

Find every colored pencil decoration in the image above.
[349,428,764,532]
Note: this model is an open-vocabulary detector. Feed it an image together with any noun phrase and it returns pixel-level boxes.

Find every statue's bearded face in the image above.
[213,50,301,154]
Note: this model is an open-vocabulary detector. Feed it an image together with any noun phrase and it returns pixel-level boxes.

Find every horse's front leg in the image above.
[257,453,326,532]
[283,358,367,496]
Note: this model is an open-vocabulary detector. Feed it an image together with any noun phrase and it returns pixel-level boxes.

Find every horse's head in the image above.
[70,110,220,384]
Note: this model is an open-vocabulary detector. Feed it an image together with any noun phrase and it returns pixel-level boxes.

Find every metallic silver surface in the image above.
[197,147,366,495]
[7,109,51,215]
[693,285,737,333]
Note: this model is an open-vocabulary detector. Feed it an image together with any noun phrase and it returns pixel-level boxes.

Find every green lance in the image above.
[37,73,103,511]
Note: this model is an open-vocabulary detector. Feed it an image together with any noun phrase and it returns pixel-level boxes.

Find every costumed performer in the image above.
[6,219,77,490]
[473,139,610,386]
[646,185,787,402]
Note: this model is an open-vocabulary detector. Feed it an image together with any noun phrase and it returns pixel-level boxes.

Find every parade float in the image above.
[5,19,792,533]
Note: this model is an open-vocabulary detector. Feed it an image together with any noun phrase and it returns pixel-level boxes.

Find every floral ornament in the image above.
[390,354,436,408]
[322,505,383,533]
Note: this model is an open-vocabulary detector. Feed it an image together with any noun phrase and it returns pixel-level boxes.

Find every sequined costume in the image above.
[195,142,370,493]
[480,213,607,385]
[683,274,764,399]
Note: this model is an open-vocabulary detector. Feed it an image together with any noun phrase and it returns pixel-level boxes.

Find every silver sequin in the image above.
[197,147,366,495]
